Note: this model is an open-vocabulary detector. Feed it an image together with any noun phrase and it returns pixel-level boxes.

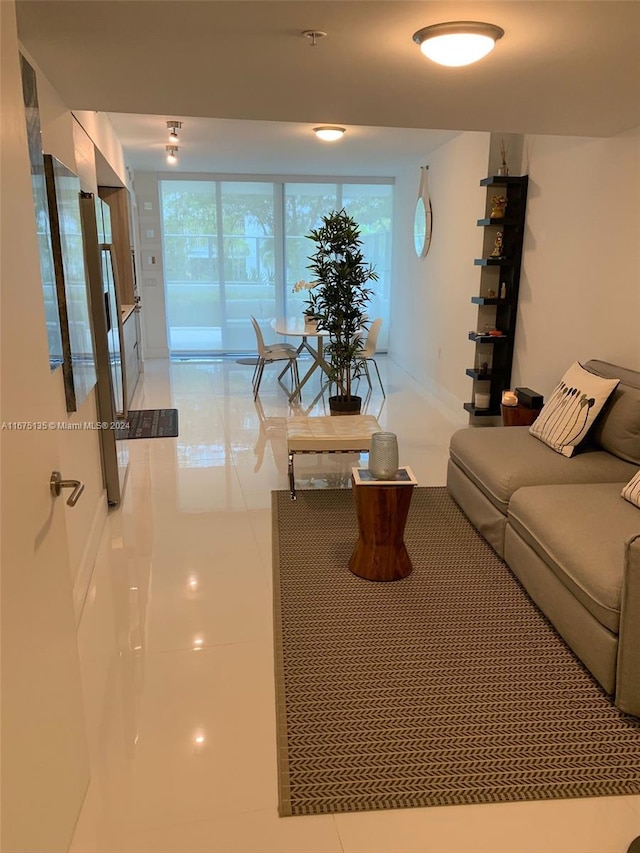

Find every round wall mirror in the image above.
[414,196,432,257]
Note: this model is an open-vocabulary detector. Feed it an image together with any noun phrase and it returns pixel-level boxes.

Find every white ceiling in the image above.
[16,1,640,176]
[103,113,459,175]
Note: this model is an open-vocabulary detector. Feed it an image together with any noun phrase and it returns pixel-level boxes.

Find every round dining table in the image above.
[272,317,332,401]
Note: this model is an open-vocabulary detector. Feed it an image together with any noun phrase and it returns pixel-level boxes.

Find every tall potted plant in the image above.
[305,210,378,414]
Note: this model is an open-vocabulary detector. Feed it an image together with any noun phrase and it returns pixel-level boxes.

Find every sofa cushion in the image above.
[622,469,640,508]
[508,483,640,633]
[449,426,638,516]
[529,362,619,457]
[585,360,640,466]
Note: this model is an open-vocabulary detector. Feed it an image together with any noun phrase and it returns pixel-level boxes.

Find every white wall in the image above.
[390,128,640,416]
[513,129,640,396]
[390,132,491,414]
[73,109,129,188]
[133,171,170,358]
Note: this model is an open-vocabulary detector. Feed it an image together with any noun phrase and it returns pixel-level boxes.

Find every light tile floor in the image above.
[71,356,640,853]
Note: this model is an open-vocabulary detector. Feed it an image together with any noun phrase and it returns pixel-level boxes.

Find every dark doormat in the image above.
[117,408,179,440]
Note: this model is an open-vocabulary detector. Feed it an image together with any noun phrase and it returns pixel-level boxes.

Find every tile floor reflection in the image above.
[71,356,640,853]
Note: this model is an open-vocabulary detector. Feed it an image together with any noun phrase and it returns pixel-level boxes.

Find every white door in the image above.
[1,4,90,850]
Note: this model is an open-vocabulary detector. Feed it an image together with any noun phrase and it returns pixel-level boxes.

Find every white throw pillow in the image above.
[529,361,619,457]
[621,469,640,508]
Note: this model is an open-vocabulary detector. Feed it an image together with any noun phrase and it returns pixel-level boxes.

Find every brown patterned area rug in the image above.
[272,487,640,817]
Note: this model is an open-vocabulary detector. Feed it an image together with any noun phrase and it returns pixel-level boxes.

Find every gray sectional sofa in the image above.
[447,360,640,717]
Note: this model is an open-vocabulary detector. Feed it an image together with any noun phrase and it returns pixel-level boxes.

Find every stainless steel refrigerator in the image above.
[80,192,127,504]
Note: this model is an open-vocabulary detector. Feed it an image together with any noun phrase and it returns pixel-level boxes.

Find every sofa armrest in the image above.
[616,534,640,717]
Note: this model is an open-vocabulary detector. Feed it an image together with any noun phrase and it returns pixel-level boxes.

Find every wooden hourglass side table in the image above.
[349,467,417,582]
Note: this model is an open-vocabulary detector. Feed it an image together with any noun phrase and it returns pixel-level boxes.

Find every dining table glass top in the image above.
[272,316,325,337]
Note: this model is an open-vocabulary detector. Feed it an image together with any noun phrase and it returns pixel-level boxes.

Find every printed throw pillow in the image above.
[621,469,640,508]
[529,361,619,457]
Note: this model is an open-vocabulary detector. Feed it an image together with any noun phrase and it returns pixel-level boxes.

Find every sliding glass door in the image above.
[284,183,337,319]
[161,180,220,352]
[220,181,276,351]
[343,184,393,334]
[160,178,392,354]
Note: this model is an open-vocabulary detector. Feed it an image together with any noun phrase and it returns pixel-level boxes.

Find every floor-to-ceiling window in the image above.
[160,177,392,354]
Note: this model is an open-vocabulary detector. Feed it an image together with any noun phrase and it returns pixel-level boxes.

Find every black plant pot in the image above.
[329,395,362,416]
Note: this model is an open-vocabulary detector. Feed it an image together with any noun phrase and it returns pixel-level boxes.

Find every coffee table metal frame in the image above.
[285,415,382,499]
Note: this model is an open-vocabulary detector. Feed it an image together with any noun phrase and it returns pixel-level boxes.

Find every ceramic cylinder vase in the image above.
[368,432,399,480]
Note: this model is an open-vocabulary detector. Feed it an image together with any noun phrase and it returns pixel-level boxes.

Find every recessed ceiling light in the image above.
[412,21,504,67]
[313,126,346,142]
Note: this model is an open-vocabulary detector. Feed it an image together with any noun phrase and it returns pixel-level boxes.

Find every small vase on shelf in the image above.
[497,139,509,176]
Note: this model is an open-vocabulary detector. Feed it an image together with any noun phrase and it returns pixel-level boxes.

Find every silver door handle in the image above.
[50,471,85,507]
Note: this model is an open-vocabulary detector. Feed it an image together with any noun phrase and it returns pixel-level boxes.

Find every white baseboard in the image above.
[72,491,108,626]
[388,355,467,428]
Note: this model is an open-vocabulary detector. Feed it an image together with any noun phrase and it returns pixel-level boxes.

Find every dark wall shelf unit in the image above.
[463,401,499,417]
[466,368,495,380]
[473,258,513,267]
[466,175,529,417]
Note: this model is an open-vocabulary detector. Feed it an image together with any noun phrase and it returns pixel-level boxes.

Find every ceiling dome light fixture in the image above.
[412,21,504,67]
[166,145,178,164]
[166,120,182,143]
[313,126,346,142]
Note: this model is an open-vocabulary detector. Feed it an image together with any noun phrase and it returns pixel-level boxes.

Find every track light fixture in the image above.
[412,21,504,66]
[166,145,178,164]
[166,120,182,143]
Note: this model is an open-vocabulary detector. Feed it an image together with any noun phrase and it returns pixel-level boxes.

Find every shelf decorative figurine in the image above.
[490,196,507,218]
[490,231,505,258]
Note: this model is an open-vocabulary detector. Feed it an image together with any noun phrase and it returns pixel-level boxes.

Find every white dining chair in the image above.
[355,317,385,397]
[250,317,300,400]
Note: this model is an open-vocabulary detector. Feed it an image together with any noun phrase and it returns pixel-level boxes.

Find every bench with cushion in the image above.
[285,414,381,499]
